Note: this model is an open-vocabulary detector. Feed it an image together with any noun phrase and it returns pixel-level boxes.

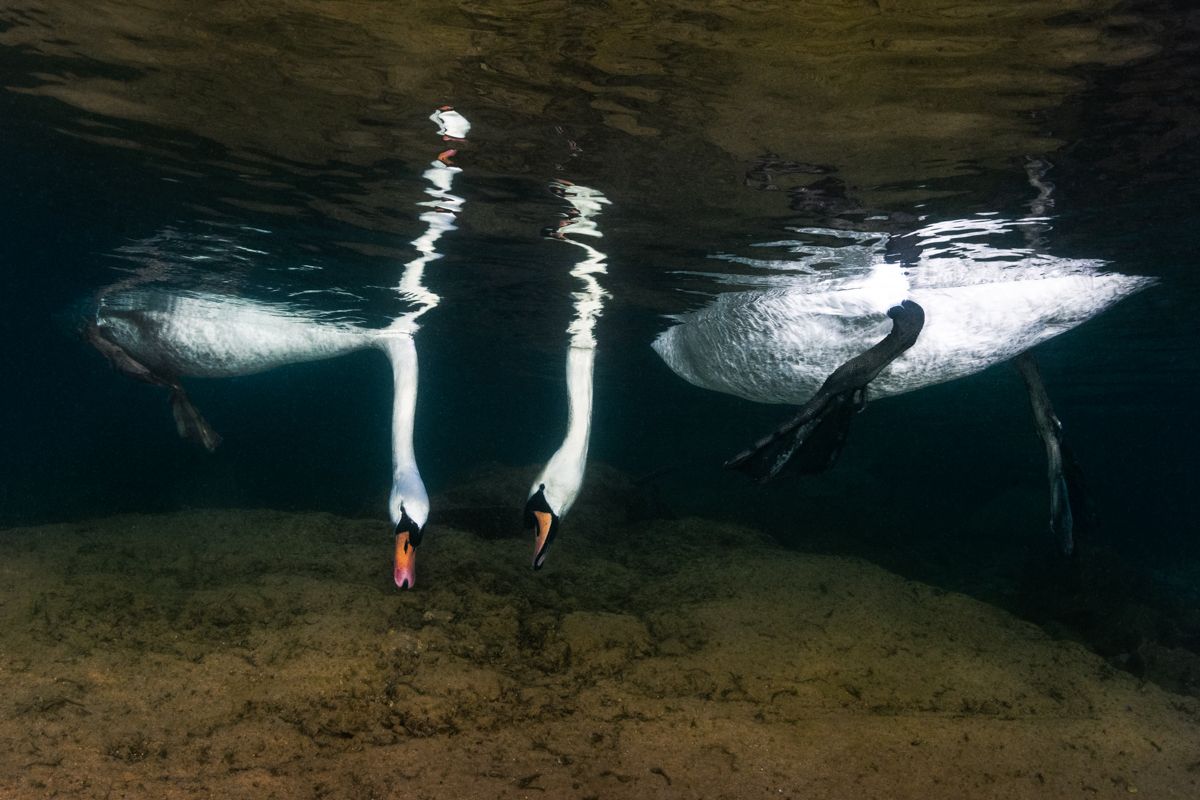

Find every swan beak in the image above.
[394,531,417,590]
[532,510,557,570]
[525,485,560,571]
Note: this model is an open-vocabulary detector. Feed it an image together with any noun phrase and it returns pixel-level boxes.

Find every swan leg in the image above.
[168,386,222,452]
[1013,352,1080,556]
[86,322,222,452]
[85,321,167,388]
[725,300,925,482]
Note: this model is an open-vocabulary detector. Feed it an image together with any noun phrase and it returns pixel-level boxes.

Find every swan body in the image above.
[653,221,1153,555]
[654,260,1152,406]
[93,290,372,378]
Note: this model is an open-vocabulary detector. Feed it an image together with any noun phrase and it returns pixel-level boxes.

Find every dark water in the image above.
[2,1,1199,679]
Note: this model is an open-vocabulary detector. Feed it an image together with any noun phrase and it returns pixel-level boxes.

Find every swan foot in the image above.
[87,322,222,452]
[169,387,222,453]
[725,300,925,482]
[1014,352,1086,556]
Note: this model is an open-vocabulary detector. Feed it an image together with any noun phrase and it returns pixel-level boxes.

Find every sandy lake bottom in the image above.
[1,489,1198,799]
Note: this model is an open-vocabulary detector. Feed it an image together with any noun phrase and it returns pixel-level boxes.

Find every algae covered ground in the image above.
[1,474,1198,799]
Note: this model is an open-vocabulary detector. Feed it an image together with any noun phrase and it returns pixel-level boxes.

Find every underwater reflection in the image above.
[84,107,471,590]
[524,180,611,570]
[653,172,1153,555]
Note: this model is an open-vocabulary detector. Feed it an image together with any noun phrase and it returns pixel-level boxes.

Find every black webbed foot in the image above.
[169,387,222,452]
[725,300,925,482]
[1014,352,1087,556]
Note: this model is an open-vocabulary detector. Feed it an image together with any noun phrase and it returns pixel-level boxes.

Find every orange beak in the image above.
[394,531,416,590]
[532,509,554,570]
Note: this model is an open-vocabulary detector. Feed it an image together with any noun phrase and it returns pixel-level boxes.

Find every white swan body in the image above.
[94,290,372,378]
[653,234,1153,405]
[654,221,1151,556]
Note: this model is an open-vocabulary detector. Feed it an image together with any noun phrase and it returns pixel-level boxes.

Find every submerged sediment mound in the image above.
[1,508,1197,799]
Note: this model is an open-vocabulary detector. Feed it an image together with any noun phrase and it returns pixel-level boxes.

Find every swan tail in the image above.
[169,387,222,452]
[725,300,925,483]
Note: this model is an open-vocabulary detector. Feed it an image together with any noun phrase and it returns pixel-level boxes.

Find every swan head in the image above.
[524,484,561,571]
[391,501,427,591]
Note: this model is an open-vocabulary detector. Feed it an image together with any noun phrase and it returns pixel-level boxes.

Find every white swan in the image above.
[87,106,471,589]
[653,220,1153,553]
[524,180,611,569]
[86,289,431,572]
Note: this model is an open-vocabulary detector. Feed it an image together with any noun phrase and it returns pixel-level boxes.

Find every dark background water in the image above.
[2,1,1199,682]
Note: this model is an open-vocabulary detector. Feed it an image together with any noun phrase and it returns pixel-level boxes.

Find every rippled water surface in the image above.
[2,0,1200,772]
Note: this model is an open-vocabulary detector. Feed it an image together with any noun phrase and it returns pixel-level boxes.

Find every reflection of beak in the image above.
[394,531,417,590]
[532,509,557,570]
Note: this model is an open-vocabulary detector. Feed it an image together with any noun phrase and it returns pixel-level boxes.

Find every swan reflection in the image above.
[524,180,611,570]
[654,212,1152,555]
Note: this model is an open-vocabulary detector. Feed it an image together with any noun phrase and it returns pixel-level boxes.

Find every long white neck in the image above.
[529,182,610,515]
[379,333,428,528]
[532,345,595,516]
[375,111,470,529]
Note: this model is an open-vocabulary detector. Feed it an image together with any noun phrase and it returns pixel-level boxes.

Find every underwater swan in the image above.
[652,222,1153,554]
[84,290,433,577]
[84,106,470,590]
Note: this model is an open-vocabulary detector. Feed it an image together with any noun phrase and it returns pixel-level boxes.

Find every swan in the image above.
[524,180,611,569]
[86,290,433,580]
[86,106,470,589]
[652,220,1153,554]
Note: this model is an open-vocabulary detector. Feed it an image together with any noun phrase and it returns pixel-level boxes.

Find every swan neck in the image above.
[534,346,595,515]
[379,335,428,525]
